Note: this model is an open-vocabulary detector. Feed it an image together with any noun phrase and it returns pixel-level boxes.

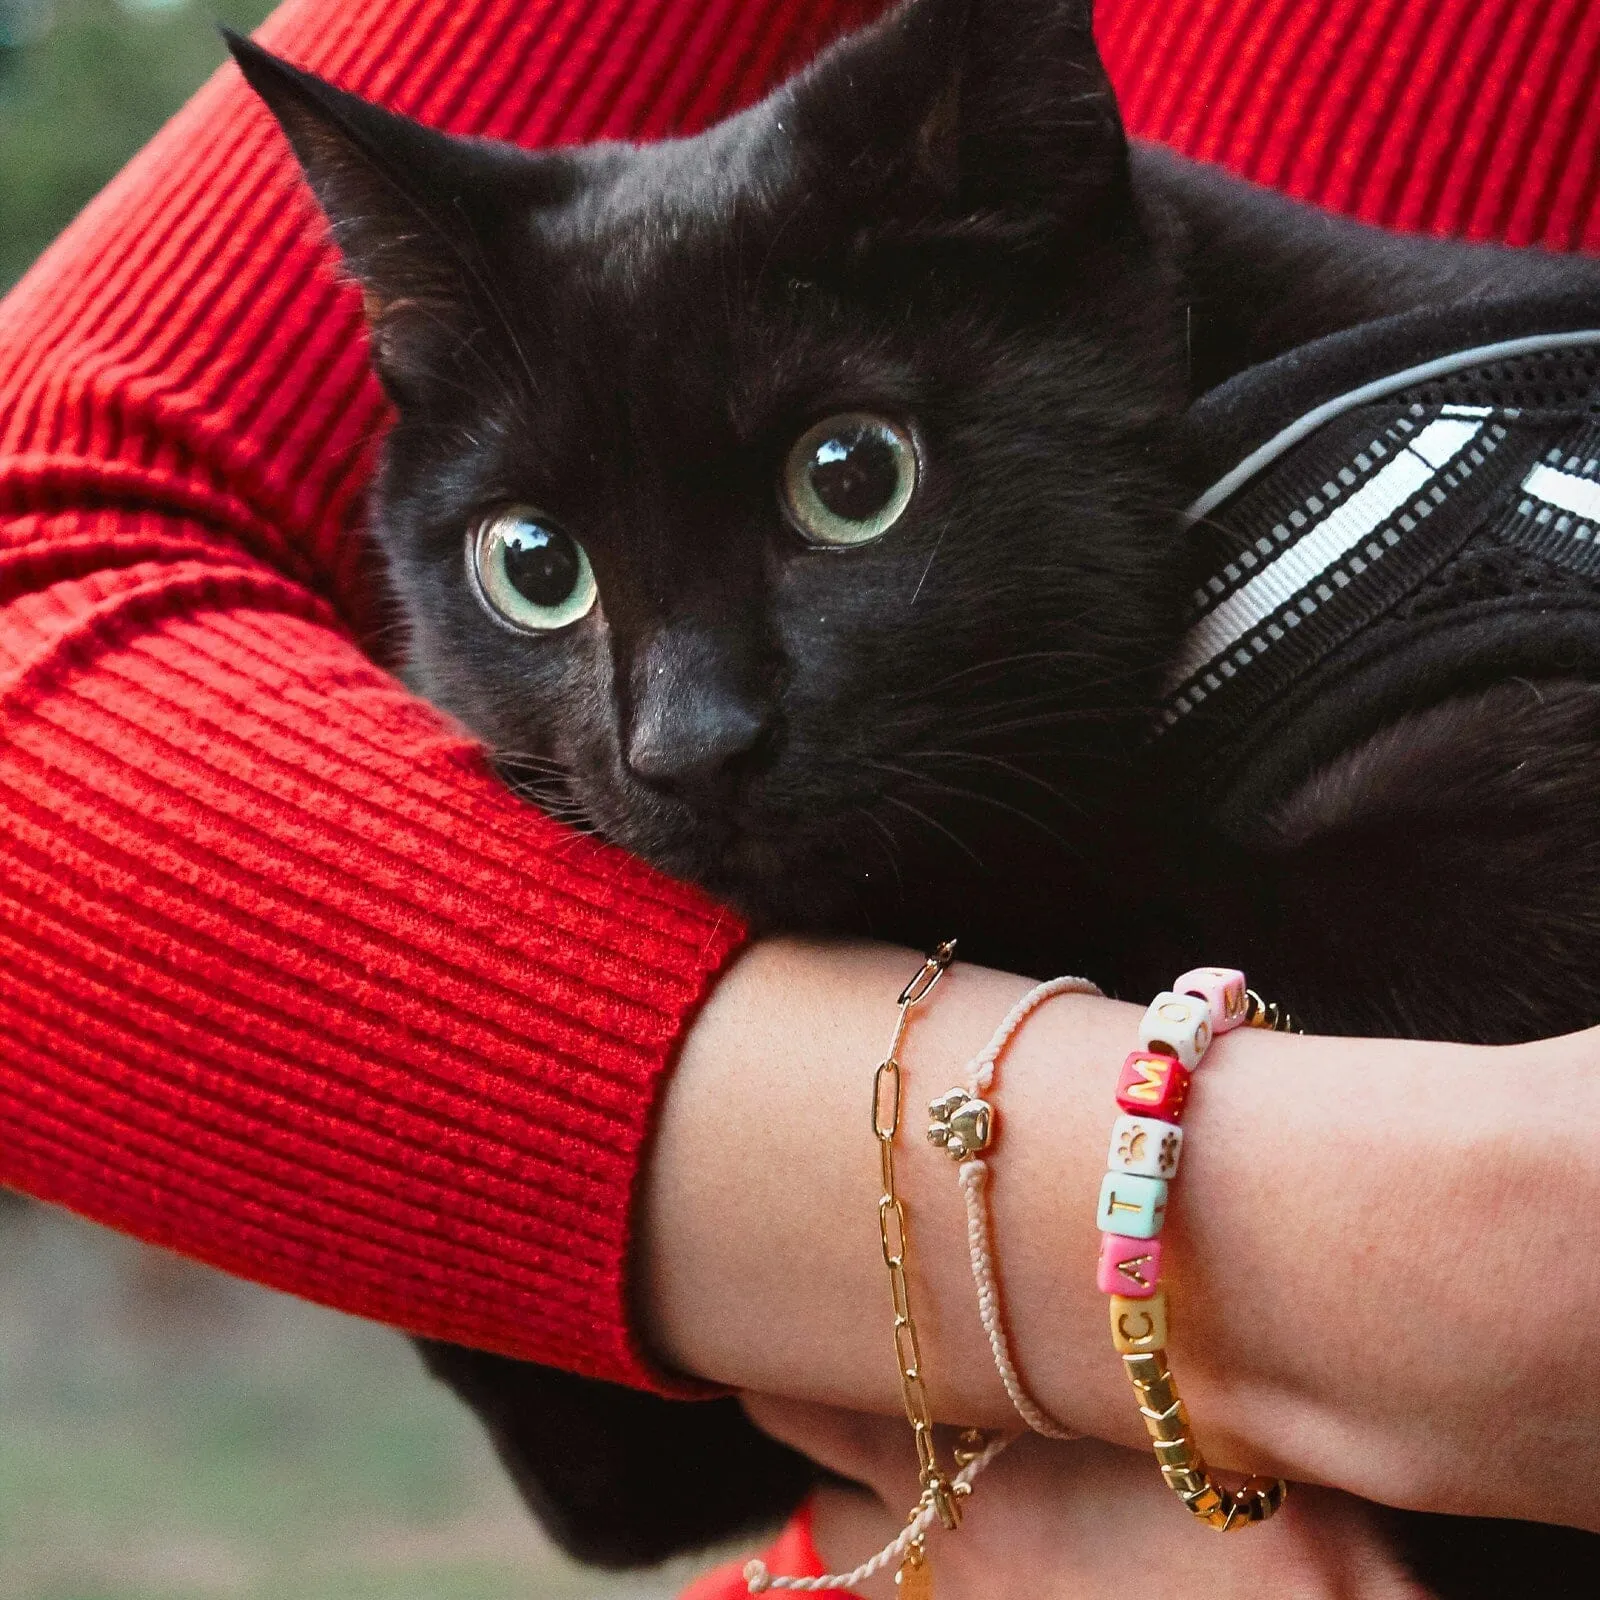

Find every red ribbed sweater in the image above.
[1,0,1596,1394]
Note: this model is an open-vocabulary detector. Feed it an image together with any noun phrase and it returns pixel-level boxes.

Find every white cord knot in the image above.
[743,1560,771,1592]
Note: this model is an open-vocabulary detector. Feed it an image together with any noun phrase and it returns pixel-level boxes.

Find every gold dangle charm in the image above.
[927,1087,994,1160]
[895,1534,933,1599]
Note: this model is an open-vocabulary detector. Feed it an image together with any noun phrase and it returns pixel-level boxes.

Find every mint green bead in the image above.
[1097,1171,1168,1238]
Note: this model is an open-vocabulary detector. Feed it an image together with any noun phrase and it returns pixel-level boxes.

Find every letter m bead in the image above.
[1115,1051,1191,1121]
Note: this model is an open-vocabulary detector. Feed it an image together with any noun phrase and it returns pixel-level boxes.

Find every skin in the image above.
[226,15,1600,1582]
[639,937,1600,1591]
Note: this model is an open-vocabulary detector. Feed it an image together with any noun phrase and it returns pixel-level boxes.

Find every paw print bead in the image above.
[1096,1171,1167,1238]
[1108,1114,1183,1179]
[1174,967,1248,1033]
[1097,1232,1162,1297]
[1137,991,1213,1069]
[1115,1051,1191,1121]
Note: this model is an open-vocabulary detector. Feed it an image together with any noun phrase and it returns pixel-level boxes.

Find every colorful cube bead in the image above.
[1174,966,1248,1033]
[1097,1232,1162,1297]
[1115,1051,1191,1121]
[1109,1289,1168,1353]
[1137,991,1213,1069]
[1097,1171,1167,1238]
[1108,1113,1183,1179]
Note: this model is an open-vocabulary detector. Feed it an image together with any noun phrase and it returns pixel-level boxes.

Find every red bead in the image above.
[1115,1051,1192,1121]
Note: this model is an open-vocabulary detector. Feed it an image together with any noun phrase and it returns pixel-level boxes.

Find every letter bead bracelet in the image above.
[747,953,1303,1595]
[1098,968,1296,1530]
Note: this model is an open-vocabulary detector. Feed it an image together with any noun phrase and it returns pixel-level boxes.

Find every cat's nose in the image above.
[625,690,774,799]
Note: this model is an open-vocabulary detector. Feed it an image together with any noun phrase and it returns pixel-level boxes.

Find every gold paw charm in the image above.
[927,1087,994,1161]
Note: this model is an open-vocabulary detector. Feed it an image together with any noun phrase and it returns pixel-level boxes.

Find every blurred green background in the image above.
[0,5,738,1596]
[0,0,278,289]
[0,1196,723,1598]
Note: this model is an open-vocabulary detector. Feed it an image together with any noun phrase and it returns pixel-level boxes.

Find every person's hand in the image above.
[652,946,1600,1535]
[741,1394,1427,1600]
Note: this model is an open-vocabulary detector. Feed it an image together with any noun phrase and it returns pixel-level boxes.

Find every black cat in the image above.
[229,2,1600,1593]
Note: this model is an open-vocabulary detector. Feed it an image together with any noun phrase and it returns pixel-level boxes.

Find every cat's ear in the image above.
[781,0,1125,238]
[224,32,561,401]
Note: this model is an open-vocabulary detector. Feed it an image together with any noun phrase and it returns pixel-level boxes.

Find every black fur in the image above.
[229,4,1600,1592]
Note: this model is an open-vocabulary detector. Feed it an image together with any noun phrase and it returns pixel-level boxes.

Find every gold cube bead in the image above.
[1220,1493,1264,1531]
[1238,1476,1288,1519]
[1162,1464,1210,1497]
[1141,1398,1189,1442]
[1121,1350,1168,1389]
[1182,1483,1226,1519]
[1152,1436,1195,1469]
[1109,1291,1168,1354]
[1133,1372,1179,1415]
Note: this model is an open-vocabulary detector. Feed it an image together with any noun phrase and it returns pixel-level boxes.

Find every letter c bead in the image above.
[1138,991,1213,1069]
[1110,1289,1168,1353]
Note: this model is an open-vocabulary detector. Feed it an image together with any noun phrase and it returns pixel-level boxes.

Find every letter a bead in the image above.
[1097,1232,1162,1297]
[1174,967,1248,1033]
[1137,991,1213,1069]
[1109,1113,1183,1179]
[1097,1171,1167,1238]
[1115,1051,1191,1121]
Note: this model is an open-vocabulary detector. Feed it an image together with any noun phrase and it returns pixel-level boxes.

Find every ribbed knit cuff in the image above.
[0,600,745,1393]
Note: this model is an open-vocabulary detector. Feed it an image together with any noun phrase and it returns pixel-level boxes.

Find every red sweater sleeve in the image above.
[2,0,1596,1398]
[0,0,883,1391]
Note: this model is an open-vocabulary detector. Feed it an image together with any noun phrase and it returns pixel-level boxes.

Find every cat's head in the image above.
[230,1,1191,939]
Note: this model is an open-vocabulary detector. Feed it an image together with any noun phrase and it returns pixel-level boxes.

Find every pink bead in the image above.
[1174,967,1249,1033]
[1097,1233,1162,1298]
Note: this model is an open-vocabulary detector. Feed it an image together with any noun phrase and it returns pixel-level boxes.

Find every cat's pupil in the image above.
[504,520,580,606]
[808,427,900,521]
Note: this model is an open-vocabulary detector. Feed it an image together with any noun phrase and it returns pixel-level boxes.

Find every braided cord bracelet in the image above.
[925,975,1104,1439]
[1098,969,1297,1530]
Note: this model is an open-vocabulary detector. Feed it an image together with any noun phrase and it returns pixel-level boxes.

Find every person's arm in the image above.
[0,0,889,1388]
[643,939,1600,1533]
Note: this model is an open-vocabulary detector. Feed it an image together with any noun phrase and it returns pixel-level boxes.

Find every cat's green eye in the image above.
[469,508,598,634]
[782,413,919,546]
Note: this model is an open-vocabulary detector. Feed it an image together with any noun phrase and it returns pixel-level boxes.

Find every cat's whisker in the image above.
[873,756,1089,838]
[850,805,906,899]
[902,747,1069,800]
[878,792,986,868]
[921,645,1133,693]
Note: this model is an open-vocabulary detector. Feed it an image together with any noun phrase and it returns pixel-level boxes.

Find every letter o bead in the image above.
[1138,991,1213,1069]
[1174,967,1248,1033]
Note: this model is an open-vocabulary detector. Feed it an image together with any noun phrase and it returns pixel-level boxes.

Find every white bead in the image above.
[1108,1113,1184,1179]
[1137,991,1213,1070]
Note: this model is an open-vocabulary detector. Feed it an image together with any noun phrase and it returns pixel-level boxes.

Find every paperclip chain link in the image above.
[871,939,963,1531]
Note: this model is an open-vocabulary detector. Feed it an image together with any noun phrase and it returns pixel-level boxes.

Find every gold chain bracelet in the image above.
[872,940,965,1540]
